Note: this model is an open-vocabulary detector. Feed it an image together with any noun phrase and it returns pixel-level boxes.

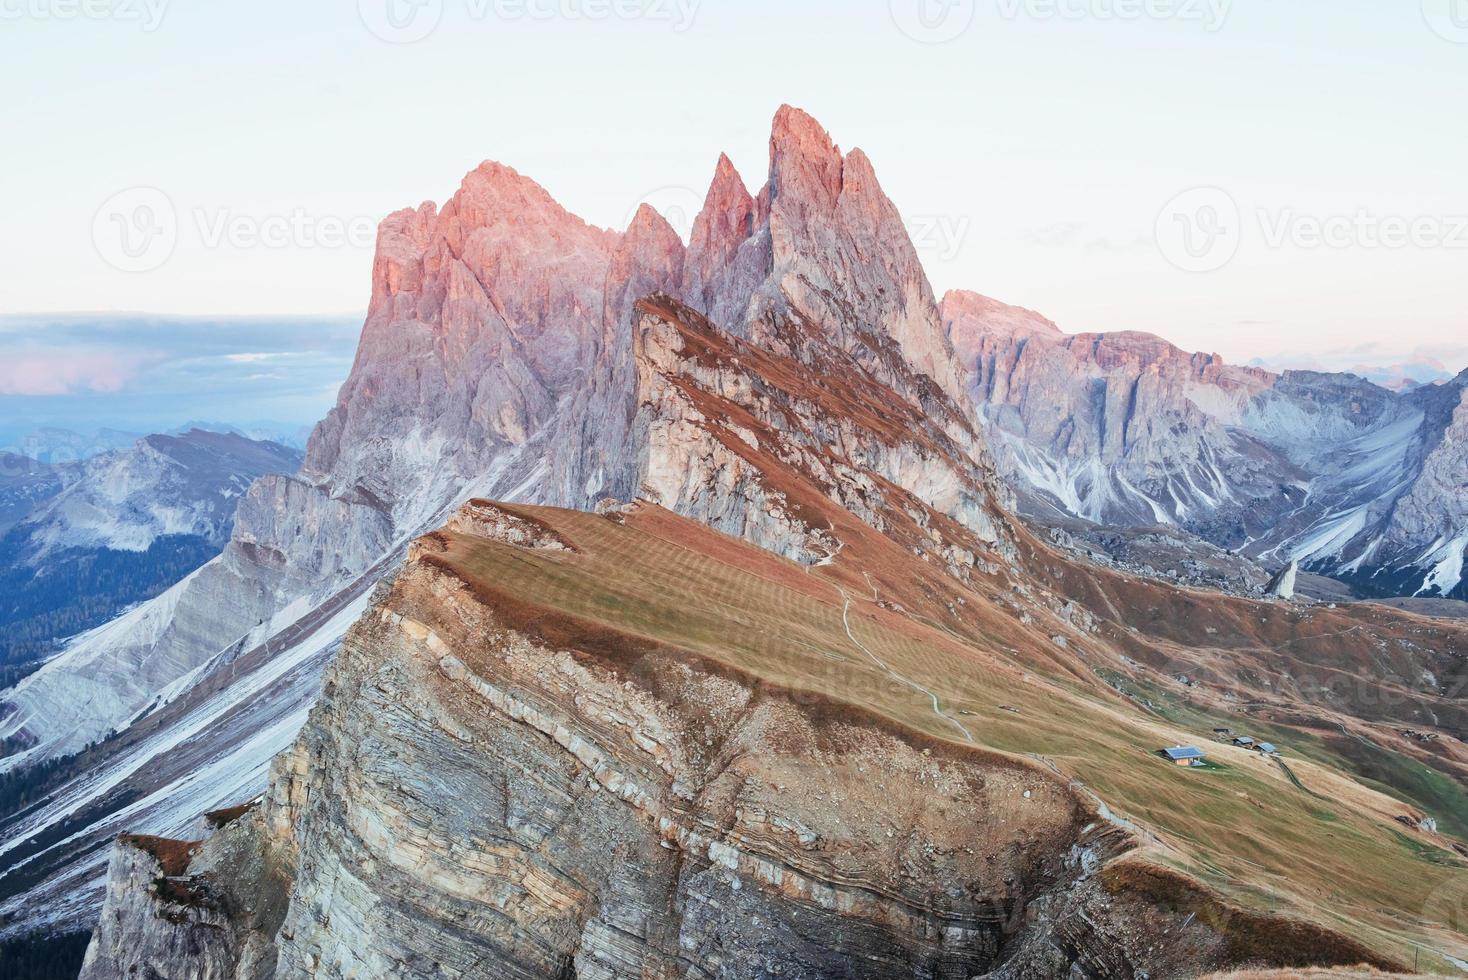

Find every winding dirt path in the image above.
[835,586,974,744]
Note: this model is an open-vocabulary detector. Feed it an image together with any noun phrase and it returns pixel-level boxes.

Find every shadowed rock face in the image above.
[945,290,1468,600]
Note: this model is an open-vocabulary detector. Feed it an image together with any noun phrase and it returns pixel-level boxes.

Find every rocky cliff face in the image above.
[945,290,1468,599]
[76,504,1404,980]
[1377,374,1468,597]
[630,296,1012,571]
[0,106,1013,934]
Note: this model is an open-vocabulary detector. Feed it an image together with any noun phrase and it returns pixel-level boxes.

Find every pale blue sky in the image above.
[1,0,1465,385]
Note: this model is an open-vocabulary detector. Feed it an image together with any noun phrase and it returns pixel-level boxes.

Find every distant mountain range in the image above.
[1247,354,1462,391]
[11,422,310,465]
[945,291,1468,601]
[0,430,301,670]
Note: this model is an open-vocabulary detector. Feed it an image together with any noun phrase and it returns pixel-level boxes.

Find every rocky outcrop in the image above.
[79,826,292,980]
[945,290,1468,599]
[78,514,1401,980]
[1266,560,1299,600]
[1376,372,1468,599]
[444,499,575,551]
[681,107,965,405]
[0,106,1018,934]
[631,296,1012,571]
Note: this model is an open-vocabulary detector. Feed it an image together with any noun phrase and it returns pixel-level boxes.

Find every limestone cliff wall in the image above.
[79,516,1397,979]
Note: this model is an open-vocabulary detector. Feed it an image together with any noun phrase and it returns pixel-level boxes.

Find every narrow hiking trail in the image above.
[834,585,975,744]
[1271,755,1311,794]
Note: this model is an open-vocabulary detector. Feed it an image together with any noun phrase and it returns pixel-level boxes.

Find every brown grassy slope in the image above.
[117,834,201,877]
[426,503,1468,973]
[475,294,1468,971]
[640,295,1468,814]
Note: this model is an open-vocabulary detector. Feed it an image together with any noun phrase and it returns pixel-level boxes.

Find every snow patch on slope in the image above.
[1416,534,1468,597]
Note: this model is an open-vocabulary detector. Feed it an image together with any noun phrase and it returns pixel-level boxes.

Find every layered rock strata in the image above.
[78,510,1398,979]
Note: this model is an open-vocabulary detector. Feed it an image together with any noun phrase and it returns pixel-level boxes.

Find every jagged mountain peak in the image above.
[691,153,755,241]
[370,159,618,306]
[625,202,679,243]
[451,159,605,228]
[710,150,746,189]
[675,106,966,403]
[768,104,844,207]
[680,150,763,332]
